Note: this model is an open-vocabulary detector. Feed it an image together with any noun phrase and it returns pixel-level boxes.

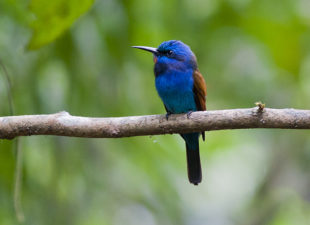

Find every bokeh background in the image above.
[1,0,310,224]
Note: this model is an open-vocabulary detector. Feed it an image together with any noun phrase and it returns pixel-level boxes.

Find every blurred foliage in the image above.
[28,0,94,49]
[1,0,310,225]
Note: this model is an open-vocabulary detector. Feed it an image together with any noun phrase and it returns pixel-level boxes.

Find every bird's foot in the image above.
[186,111,193,119]
[165,112,172,121]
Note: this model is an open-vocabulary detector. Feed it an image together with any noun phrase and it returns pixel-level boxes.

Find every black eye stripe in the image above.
[158,49,173,56]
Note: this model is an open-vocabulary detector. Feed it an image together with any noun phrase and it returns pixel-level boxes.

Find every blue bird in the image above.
[133,40,207,185]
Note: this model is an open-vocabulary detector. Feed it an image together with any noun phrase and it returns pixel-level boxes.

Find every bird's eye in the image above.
[166,50,173,56]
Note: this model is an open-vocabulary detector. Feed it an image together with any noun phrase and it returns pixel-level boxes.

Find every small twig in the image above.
[255,101,265,113]
[13,139,24,222]
[0,60,14,115]
[0,60,24,222]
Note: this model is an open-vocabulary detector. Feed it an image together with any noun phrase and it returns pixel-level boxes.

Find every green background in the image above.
[1,0,310,224]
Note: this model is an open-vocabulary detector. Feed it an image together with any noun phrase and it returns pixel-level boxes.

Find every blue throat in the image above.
[155,62,197,114]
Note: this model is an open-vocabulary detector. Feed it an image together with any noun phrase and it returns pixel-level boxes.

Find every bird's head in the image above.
[132,40,197,73]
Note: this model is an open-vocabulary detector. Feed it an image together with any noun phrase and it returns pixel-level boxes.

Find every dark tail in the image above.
[186,143,202,185]
[181,133,202,185]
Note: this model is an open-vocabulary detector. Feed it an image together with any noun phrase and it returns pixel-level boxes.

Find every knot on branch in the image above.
[255,101,265,113]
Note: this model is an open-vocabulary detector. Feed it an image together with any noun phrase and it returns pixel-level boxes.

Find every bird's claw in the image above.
[186,111,193,119]
[165,112,172,121]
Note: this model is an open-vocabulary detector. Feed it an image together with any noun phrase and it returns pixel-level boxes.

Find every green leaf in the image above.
[27,0,94,50]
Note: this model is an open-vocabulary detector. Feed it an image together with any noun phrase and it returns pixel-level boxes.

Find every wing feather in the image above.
[193,69,207,140]
[193,69,207,111]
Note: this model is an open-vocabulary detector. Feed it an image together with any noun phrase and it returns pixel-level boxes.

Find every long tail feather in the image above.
[186,143,202,185]
[181,133,202,185]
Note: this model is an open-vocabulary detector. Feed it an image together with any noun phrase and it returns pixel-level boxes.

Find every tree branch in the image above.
[1,107,310,140]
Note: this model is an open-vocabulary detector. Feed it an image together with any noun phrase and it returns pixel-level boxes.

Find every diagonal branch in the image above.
[1,107,310,140]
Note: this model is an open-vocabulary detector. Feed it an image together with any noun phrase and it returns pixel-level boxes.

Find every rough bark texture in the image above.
[1,107,310,140]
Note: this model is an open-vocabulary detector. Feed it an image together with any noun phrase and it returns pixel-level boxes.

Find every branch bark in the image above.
[1,107,310,140]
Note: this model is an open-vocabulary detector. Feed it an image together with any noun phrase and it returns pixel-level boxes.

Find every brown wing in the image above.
[193,69,207,140]
[193,69,207,111]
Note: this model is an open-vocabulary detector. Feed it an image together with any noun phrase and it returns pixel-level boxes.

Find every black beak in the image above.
[132,46,158,54]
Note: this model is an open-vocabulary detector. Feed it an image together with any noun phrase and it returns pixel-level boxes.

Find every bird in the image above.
[132,40,207,185]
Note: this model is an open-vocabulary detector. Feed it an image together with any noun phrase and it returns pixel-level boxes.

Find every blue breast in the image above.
[155,69,197,114]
